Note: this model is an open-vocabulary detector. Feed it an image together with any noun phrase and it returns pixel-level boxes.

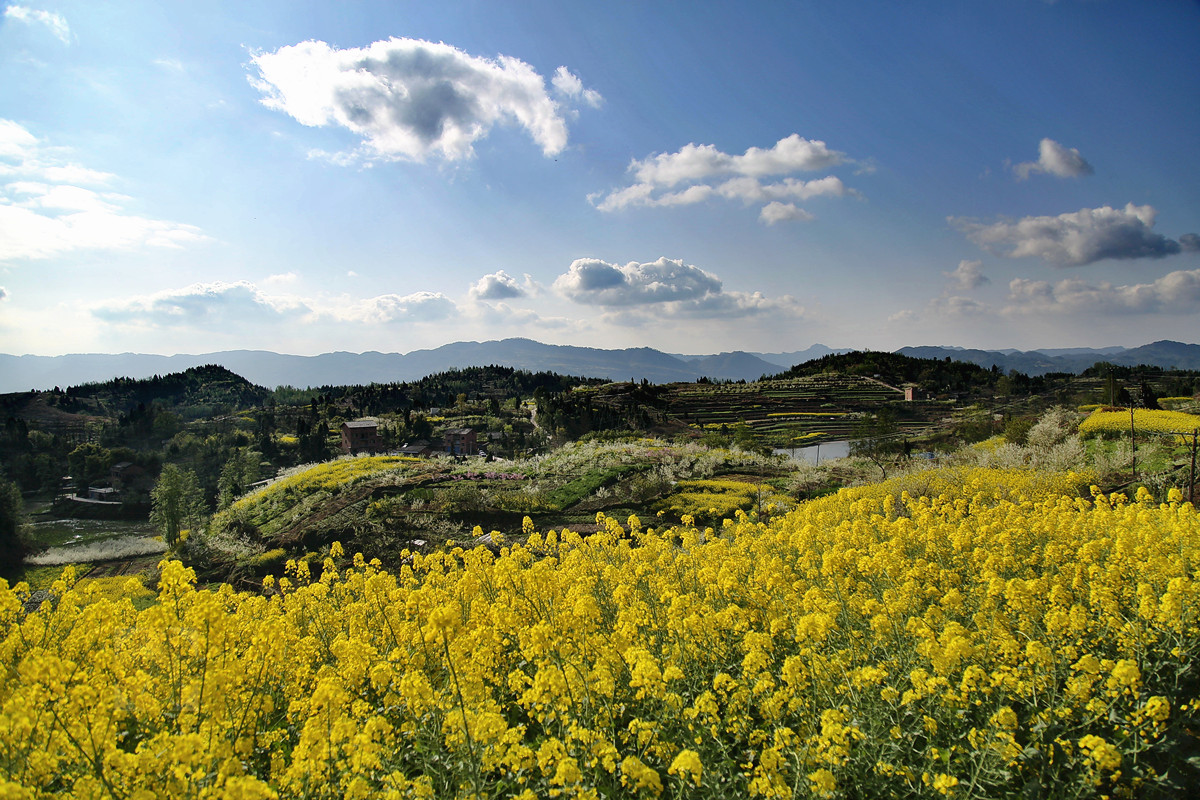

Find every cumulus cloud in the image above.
[944,260,989,292]
[3,5,70,44]
[0,119,207,262]
[553,256,802,319]
[950,203,1195,266]
[93,281,310,325]
[555,257,721,306]
[1014,138,1093,180]
[760,202,815,225]
[468,270,534,301]
[249,37,598,163]
[0,286,7,301]
[1005,269,1200,316]
[591,134,857,223]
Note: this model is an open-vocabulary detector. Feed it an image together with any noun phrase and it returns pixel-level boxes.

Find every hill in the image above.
[41,364,270,415]
[770,350,1007,393]
[0,364,270,426]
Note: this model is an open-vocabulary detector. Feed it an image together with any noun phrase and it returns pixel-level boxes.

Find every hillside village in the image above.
[3,351,1198,587]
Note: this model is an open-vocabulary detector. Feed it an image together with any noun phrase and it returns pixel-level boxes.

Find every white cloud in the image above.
[93,281,310,326]
[668,290,801,319]
[718,175,850,204]
[3,5,70,44]
[944,259,989,291]
[249,37,598,163]
[0,118,40,158]
[553,256,803,319]
[591,134,857,223]
[0,286,8,301]
[333,291,457,324]
[630,135,846,187]
[760,201,815,225]
[950,203,1194,266]
[1005,269,1200,316]
[0,119,207,262]
[469,300,576,331]
[551,66,602,108]
[555,257,722,306]
[263,272,298,285]
[469,270,537,301]
[92,281,459,331]
[1014,138,1094,180]
[38,164,115,184]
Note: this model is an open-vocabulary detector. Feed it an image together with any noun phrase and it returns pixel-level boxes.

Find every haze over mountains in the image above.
[2,339,1198,394]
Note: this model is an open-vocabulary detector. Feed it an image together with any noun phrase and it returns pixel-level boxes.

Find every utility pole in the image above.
[1130,405,1136,484]
[1190,429,1197,505]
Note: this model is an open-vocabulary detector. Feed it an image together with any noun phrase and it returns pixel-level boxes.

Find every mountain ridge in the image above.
[2,339,1197,394]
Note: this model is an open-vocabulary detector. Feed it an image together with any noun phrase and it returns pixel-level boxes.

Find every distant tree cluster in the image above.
[534,382,669,440]
[302,366,604,417]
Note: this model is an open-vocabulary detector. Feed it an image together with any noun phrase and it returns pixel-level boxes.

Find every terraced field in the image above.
[667,374,947,446]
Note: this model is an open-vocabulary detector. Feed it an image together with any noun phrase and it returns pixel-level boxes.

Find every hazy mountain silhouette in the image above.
[2,339,1196,393]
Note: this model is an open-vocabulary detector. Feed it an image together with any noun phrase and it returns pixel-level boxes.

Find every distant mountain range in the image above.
[894,340,1200,377]
[2,338,1197,394]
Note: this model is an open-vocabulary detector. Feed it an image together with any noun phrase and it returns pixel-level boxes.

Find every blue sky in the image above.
[1,1,1198,358]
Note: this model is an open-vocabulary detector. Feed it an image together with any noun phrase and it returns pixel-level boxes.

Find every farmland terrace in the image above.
[665,374,947,445]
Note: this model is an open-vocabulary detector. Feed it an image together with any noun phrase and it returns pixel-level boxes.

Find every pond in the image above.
[774,439,852,465]
[27,517,157,549]
[25,517,165,565]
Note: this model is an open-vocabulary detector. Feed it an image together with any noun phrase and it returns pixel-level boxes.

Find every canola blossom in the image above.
[1078,408,1200,438]
[2,468,1198,798]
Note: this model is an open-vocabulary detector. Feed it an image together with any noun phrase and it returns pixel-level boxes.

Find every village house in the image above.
[341,419,384,455]
[109,461,144,489]
[443,428,477,456]
[87,486,119,502]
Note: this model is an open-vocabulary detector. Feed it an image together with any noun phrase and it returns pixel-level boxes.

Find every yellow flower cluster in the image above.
[846,464,1096,505]
[654,479,794,523]
[2,468,1197,798]
[231,455,421,512]
[1078,408,1200,437]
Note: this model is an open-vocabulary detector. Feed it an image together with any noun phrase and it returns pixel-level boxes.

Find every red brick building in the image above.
[341,420,383,454]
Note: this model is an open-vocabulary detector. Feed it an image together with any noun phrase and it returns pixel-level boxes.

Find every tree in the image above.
[217,450,262,510]
[0,480,27,582]
[850,407,901,479]
[150,465,205,548]
[68,442,112,495]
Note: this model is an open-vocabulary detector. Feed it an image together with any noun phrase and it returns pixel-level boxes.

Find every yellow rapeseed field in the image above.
[1078,408,1200,438]
[2,467,1197,798]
